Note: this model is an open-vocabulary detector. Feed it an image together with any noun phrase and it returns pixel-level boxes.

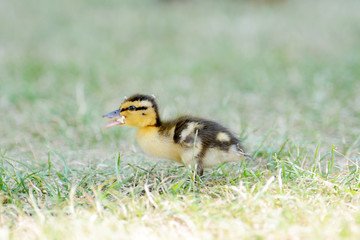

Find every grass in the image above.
[1,0,360,239]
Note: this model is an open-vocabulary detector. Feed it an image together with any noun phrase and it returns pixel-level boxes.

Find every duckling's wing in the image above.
[173,118,204,148]
[172,117,235,148]
[171,117,253,159]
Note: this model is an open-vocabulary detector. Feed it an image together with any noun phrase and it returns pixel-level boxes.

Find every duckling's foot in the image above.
[197,168,204,177]
[185,175,203,185]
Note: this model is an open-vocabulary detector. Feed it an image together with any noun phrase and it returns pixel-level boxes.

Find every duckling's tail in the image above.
[234,143,254,160]
[236,151,254,161]
[243,153,254,161]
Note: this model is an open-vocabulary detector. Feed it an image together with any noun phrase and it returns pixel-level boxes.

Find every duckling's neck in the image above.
[136,126,160,151]
[149,107,162,127]
[154,115,161,127]
[137,125,159,133]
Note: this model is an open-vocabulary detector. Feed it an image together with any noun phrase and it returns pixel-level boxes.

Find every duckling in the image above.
[103,94,252,176]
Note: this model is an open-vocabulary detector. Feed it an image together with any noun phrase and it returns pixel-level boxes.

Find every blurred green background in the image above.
[1,2,360,238]
[1,0,360,167]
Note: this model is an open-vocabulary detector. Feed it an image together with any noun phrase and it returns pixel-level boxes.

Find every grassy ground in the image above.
[1,0,360,239]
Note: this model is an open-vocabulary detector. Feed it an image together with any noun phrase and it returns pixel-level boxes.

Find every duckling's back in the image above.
[160,116,247,170]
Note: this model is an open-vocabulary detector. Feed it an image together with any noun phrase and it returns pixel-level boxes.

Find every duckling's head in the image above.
[103,94,161,128]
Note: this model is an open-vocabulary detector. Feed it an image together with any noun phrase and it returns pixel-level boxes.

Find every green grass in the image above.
[1,0,360,239]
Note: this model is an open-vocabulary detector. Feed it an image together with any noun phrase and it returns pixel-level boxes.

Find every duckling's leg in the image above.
[181,148,205,177]
[196,152,206,177]
[197,164,204,176]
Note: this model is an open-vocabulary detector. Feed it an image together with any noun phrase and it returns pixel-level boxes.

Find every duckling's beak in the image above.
[102,109,125,128]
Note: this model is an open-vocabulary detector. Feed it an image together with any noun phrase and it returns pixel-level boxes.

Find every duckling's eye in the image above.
[127,105,136,111]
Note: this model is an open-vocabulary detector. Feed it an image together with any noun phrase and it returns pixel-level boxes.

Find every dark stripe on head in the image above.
[126,94,156,103]
[120,106,148,112]
[134,106,148,111]
[124,94,161,126]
